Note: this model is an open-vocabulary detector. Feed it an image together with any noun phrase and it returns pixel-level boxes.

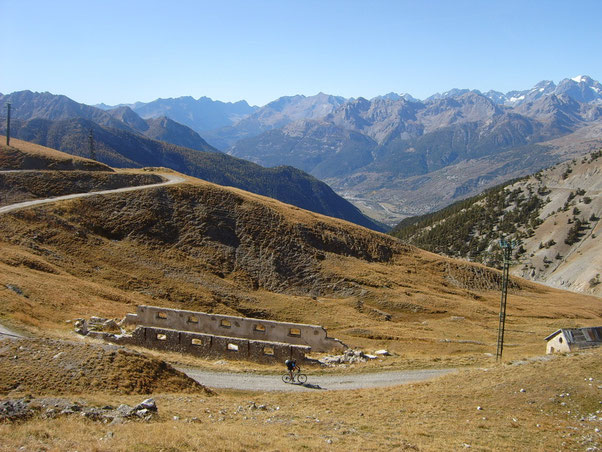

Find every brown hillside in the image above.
[0,171,164,207]
[0,337,209,395]
[0,347,600,450]
[0,137,110,171]
[1,172,600,361]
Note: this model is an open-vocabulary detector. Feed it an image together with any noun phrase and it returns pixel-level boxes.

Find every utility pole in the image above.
[88,129,96,160]
[496,239,514,361]
[5,103,11,146]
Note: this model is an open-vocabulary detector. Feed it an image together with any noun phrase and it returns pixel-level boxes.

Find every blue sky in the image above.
[1,0,601,106]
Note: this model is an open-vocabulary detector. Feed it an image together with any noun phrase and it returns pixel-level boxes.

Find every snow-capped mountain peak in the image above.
[481,76,601,106]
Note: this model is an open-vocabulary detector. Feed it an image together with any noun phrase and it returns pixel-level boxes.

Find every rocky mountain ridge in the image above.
[227,79,602,225]
[427,75,602,106]
[0,91,214,153]
[98,95,258,134]
[203,93,347,149]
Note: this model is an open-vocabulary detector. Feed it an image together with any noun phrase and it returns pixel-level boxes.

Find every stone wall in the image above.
[124,305,346,353]
[96,326,311,364]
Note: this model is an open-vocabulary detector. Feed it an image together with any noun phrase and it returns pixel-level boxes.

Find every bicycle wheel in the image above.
[296,373,307,384]
[282,374,293,384]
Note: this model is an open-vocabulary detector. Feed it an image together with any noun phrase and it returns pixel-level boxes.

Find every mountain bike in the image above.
[282,369,307,384]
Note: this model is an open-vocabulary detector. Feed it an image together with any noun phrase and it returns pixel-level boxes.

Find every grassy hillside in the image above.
[2,127,385,231]
[1,163,599,362]
[0,137,111,171]
[1,347,600,450]
[391,150,602,296]
[0,151,600,451]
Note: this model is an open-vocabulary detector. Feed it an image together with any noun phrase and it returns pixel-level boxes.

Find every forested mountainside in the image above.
[391,150,602,295]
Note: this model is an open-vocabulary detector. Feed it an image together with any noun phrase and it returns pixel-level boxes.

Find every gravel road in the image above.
[0,172,185,215]
[178,367,455,392]
[0,323,23,339]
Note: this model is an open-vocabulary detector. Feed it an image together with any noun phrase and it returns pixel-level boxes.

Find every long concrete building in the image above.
[85,305,346,363]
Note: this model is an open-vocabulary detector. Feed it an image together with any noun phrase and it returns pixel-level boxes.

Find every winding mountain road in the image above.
[178,366,456,392]
[0,172,185,215]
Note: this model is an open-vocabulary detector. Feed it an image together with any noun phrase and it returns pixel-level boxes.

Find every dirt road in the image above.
[0,172,185,215]
[178,367,455,392]
[0,323,23,339]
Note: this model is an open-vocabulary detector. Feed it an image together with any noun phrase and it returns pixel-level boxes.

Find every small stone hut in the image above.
[544,327,602,354]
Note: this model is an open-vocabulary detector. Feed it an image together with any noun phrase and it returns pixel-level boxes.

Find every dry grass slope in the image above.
[0,138,110,171]
[0,337,210,395]
[0,348,599,450]
[0,173,600,363]
[0,171,164,207]
[0,136,601,451]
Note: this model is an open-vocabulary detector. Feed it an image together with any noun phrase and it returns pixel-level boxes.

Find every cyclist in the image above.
[285,358,299,381]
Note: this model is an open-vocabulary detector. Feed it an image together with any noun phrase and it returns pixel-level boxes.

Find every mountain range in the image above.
[0,91,215,152]
[222,76,602,224]
[3,75,602,227]
[97,96,258,134]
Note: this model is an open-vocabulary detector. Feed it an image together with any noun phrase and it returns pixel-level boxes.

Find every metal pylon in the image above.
[496,240,513,361]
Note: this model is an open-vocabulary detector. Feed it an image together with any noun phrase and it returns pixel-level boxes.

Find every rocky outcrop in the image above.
[0,397,159,423]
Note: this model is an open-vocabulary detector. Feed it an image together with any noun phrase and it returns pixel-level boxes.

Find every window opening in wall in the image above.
[289,328,301,337]
[263,346,274,355]
[191,338,203,346]
[157,312,168,320]
[188,315,199,323]
[559,337,563,343]
[254,324,266,333]
[220,319,231,328]
[227,343,239,351]
[156,334,167,341]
